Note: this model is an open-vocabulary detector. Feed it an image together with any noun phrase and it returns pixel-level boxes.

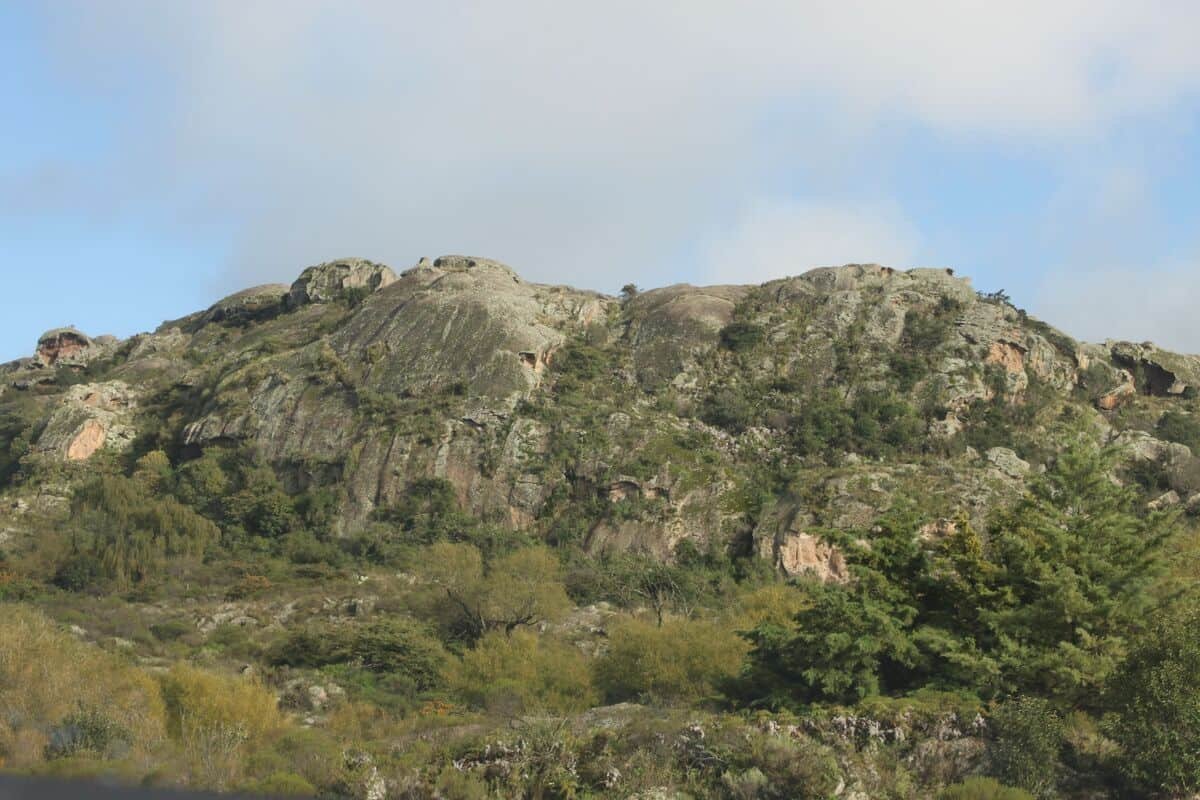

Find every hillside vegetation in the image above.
[1,257,1199,798]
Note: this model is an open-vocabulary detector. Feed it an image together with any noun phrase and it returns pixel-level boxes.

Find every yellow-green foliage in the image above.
[0,606,166,769]
[730,583,810,628]
[70,474,219,586]
[594,617,748,704]
[419,543,572,638]
[159,664,282,789]
[450,630,597,714]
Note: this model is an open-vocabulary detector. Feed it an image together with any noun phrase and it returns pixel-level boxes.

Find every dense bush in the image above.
[988,697,1063,799]
[270,618,447,692]
[1156,409,1200,452]
[1104,604,1200,796]
[594,617,747,704]
[451,630,597,714]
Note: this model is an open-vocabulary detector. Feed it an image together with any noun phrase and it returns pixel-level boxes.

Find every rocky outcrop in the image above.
[32,327,112,369]
[624,284,749,388]
[328,256,606,398]
[985,447,1031,480]
[8,257,1200,572]
[32,381,138,461]
[287,258,397,307]
[201,284,289,327]
[756,523,848,582]
[1110,341,1200,398]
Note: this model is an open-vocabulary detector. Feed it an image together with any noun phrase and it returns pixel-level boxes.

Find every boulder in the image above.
[32,381,139,461]
[201,284,289,326]
[985,447,1031,479]
[287,258,397,307]
[32,327,112,368]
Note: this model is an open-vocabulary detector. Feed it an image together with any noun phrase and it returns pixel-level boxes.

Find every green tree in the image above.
[1104,603,1200,796]
[420,543,571,640]
[67,475,219,586]
[984,439,1177,701]
[988,696,1063,799]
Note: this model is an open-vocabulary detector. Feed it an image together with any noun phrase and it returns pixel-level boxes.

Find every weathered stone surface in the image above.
[624,284,749,388]
[985,447,1031,479]
[202,284,289,326]
[1110,341,1200,397]
[287,258,397,307]
[329,256,607,399]
[9,258,1200,568]
[32,327,113,369]
[33,381,139,461]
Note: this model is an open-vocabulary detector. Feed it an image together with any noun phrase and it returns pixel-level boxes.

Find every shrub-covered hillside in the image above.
[1,256,1199,798]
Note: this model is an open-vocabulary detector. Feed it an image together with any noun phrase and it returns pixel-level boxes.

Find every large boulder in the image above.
[32,381,139,461]
[201,284,289,327]
[624,284,749,389]
[287,258,397,307]
[32,327,112,369]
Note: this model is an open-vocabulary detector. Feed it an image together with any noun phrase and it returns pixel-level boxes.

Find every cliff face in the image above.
[3,256,1199,577]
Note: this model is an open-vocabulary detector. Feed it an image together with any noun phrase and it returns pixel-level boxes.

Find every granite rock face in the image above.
[6,257,1200,571]
[287,258,397,307]
[32,382,139,461]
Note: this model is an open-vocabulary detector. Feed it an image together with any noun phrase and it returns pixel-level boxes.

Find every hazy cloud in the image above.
[699,201,920,285]
[10,1,1200,346]
[1035,263,1200,351]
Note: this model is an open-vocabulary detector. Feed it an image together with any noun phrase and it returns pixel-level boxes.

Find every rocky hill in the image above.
[4,256,1200,799]
[4,256,1199,572]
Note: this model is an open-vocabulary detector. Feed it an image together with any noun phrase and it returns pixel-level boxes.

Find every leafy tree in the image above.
[736,438,1177,707]
[420,543,571,640]
[67,475,219,586]
[719,321,765,352]
[373,477,467,544]
[347,618,448,690]
[1104,603,1200,796]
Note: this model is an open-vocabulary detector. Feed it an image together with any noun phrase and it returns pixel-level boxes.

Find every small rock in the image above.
[1150,490,1182,511]
[985,447,1031,479]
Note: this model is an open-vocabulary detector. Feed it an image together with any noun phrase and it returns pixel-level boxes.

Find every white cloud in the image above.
[12,0,1200,305]
[1033,264,1200,354]
[699,201,919,285]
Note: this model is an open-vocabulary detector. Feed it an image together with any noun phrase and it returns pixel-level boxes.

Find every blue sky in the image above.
[4,1,1200,362]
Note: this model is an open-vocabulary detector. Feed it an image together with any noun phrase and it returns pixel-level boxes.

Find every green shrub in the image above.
[1104,604,1200,795]
[1156,410,1200,452]
[271,618,447,692]
[719,321,765,352]
[150,619,194,642]
[451,630,597,714]
[44,708,131,760]
[988,697,1063,799]
[941,777,1034,800]
[594,617,747,704]
[243,772,316,796]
